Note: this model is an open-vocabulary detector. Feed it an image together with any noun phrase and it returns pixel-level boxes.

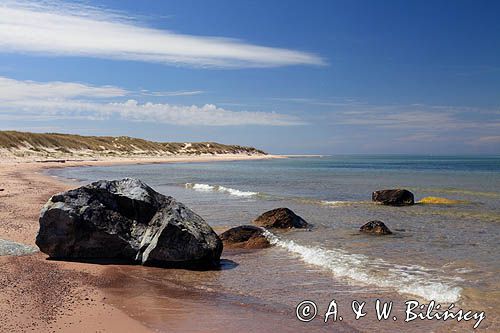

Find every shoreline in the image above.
[1,154,493,332]
[0,153,287,333]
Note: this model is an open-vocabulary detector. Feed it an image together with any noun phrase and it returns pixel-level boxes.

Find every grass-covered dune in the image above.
[0,130,266,159]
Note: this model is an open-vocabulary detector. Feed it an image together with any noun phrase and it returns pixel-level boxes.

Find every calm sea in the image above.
[50,155,500,332]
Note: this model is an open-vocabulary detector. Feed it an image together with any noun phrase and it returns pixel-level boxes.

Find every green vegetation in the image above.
[0,131,266,158]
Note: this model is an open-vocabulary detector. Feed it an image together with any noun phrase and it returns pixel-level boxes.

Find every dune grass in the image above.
[0,130,266,157]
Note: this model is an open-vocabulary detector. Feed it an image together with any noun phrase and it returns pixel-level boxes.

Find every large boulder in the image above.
[36,178,222,268]
[372,189,414,206]
[360,220,392,235]
[253,208,309,229]
[220,225,270,249]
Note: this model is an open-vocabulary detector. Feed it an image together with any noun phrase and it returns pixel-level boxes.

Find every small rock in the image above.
[220,225,270,249]
[253,208,309,229]
[360,220,392,235]
[372,189,414,206]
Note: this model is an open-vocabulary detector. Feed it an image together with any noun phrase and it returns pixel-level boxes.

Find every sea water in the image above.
[50,155,500,331]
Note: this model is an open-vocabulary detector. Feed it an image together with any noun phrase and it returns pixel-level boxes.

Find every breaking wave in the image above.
[264,231,462,303]
[185,183,258,197]
[184,183,362,206]
[320,200,353,206]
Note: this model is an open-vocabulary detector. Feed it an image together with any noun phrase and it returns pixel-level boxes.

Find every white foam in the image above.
[217,185,258,197]
[263,231,462,303]
[186,183,215,191]
[321,200,348,206]
[185,183,258,197]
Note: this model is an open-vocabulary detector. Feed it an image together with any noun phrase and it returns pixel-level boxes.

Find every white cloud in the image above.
[0,1,325,68]
[0,76,304,126]
[114,100,303,126]
[0,76,127,100]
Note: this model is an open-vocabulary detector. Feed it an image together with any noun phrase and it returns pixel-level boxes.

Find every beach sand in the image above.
[2,154,329,333]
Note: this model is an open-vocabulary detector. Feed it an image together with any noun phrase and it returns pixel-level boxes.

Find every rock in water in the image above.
[253,208,309,229]
[372,189,414,206]
[220,225,270,249]
[36,178,222,268]
[360,220,392,235]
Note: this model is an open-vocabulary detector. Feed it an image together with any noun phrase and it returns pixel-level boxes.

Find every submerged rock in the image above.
[253,208,309,229]
[372,189,414,206]
[360,220,392,235]
[36,178,222,268]
[220,225,270,249]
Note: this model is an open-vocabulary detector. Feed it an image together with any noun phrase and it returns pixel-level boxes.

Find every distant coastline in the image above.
[282,154,327,158]
[0,130,268,162]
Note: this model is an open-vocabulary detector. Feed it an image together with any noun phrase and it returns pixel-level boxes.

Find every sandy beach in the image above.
[0,154,285,333]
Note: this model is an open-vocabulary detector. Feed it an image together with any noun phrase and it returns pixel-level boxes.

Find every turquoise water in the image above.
[50,155,500,330]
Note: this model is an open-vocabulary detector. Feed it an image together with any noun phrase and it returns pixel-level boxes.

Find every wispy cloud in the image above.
[139,90,205,97]
[325,103,500,151]
[270,95,500,151]
[271,96,362,107]
[475,136,500,143]
[0,76,127,99]
[333,104,500,131]
[0,76,304,126]
[0,1,325,68]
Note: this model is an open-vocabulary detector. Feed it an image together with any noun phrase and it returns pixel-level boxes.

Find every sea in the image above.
[49,155,500,332]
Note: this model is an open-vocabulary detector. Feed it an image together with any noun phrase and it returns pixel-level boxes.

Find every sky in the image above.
[0,0,499,154]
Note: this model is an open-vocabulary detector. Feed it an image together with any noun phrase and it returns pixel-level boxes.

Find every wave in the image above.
[184,183,363,206]
[185,183,258,197]
[320,200,354,206]
[263,231,462,303]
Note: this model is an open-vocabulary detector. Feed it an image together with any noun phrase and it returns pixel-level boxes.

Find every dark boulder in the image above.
[360,220,392,235]
[220,225,270,249]
[36,178,222,268]
[253,208,309,229]
[372,189,414,206]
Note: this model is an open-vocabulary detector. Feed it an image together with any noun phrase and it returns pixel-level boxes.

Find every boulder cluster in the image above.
[37,180,415,267]
[221,207,310,249]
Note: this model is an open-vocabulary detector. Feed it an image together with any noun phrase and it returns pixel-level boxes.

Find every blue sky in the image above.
[0,0,499,154]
